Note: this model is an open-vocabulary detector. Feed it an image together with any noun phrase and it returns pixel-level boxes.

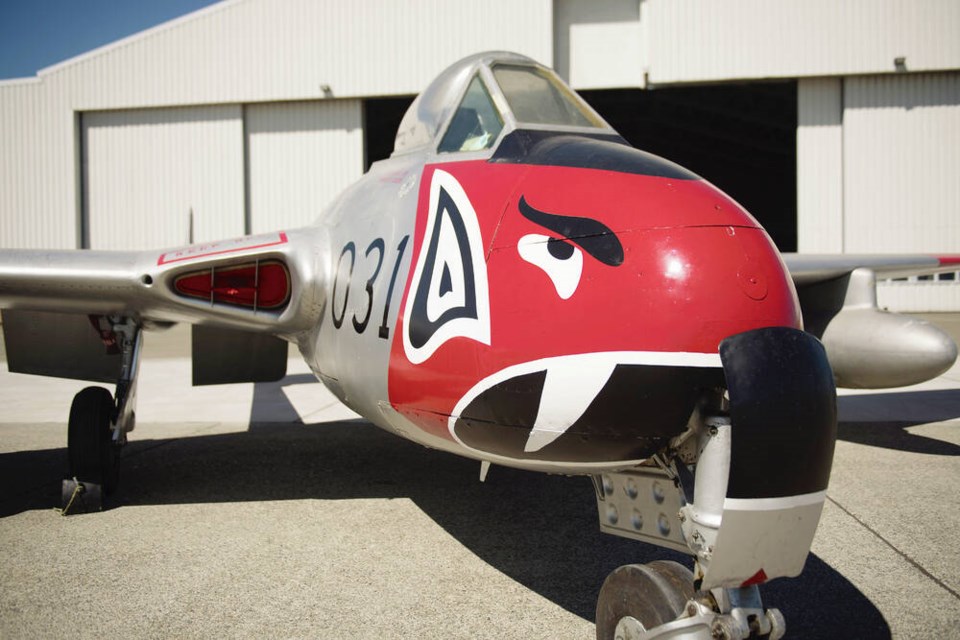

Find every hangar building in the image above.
[1,0,958,310]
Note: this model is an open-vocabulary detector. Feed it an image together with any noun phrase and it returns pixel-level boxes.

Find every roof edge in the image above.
[0,76,42,88]
[38,0,242,78]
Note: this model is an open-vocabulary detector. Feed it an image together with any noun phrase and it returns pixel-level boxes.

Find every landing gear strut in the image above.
[592,326,837,639]
[61,317,141,514]
[593,462,790,640]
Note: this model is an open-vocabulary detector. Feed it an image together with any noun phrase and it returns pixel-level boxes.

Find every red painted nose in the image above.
[487,169,802,361]
[445,219,804,465]
[487,225,799,361]
[445,180,804,465]
[388,158,803,462]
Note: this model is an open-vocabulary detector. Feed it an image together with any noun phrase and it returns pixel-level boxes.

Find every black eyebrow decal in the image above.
[518,196,624,267]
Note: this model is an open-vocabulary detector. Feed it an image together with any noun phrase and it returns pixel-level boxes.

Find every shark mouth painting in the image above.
[448,351,724,463]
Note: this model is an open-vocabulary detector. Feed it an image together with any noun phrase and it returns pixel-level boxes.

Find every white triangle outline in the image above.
[403,169,491,365]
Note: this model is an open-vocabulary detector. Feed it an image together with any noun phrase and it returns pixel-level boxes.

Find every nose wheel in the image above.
[596,561,695,640]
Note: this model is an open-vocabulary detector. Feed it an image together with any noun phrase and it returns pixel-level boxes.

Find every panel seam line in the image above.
[826,493,959,600]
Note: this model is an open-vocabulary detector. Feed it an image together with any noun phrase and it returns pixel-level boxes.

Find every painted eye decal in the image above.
[404,169,491,365]
[518,233,583,300]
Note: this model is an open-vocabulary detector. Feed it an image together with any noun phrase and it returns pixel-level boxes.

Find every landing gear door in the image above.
[1,309,122,382]
[191,324,288,386]
[704,326,837,589]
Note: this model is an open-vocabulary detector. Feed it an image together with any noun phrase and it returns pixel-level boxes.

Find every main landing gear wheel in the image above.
[596,561,695,640]
[63,386,118,512]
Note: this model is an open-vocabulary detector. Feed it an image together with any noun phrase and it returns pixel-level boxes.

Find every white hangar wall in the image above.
[83,105,246,250]
[40,0,553,110]
[554,0,644,90]
[555,0,960,89]
[0,0,553,250]
[0,78,79,249]
[246,100,363,235]
[644,0,960,84]
[81,100,363,250]
[798,72,960,311]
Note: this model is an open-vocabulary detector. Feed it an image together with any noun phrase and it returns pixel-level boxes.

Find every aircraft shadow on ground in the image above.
[837,389,960,456]
[1,420,889,638]
[257,375,960,456]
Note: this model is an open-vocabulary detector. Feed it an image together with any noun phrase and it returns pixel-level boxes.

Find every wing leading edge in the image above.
[783,253,960,285]
[0,229,326,384]
[0,229,324,332]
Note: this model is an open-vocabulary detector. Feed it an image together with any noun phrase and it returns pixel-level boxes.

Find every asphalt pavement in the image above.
[0,317,958,639]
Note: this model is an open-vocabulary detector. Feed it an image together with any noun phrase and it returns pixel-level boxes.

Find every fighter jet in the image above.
[1,52,957,640]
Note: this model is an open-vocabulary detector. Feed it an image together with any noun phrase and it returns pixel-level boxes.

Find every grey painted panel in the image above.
[2,310,122,382]
[191,324,287,386]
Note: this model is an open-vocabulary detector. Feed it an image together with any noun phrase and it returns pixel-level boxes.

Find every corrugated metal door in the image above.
[796,78,844,253]
[844,72,960,311]
[843,73,960,252]
[83,105,245,250]
[644,0,960,84]
[246,100,363,233]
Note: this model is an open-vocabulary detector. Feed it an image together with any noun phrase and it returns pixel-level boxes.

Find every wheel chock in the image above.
[59,478,103,515]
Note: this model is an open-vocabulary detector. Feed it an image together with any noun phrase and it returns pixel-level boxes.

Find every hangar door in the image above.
[82,105,245,250]
[843,74,960,253]
[246,100,363,233]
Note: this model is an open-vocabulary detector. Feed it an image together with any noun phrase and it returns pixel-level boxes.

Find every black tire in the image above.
[595,561,695,640]
[68,386,119,495]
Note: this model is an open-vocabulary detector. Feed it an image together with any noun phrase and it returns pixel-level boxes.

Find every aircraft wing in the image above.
[783,253,960,285]
[0,229,324,384]
[782,252,959,389]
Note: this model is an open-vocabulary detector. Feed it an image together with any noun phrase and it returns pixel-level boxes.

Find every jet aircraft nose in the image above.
[485,165,802,359]
[390,156,804,467]
[448,170,803,463]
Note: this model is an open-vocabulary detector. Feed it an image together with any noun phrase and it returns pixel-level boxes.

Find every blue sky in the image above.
[0,0,222,80]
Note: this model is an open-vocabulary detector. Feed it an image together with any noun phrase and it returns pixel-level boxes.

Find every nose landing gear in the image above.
[596,561,695,639]
[593,326,836,639]
[595,563,785,640]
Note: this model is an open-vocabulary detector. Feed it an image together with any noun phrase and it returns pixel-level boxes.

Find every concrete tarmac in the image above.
[1,317,958,639]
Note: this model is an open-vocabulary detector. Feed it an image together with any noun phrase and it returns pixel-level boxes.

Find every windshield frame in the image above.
[428,64,515,160]
[490,63,608,130]
[450,62,615,156]
[436,72,506,155]
[393,53,617,159]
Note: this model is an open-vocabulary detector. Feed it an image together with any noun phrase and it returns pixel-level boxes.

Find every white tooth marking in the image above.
[524,360,617,452]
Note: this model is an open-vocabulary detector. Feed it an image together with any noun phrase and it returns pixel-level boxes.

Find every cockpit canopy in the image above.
[393,51,612,156]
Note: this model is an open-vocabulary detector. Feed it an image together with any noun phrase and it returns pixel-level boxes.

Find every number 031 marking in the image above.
[331,236,409,340]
